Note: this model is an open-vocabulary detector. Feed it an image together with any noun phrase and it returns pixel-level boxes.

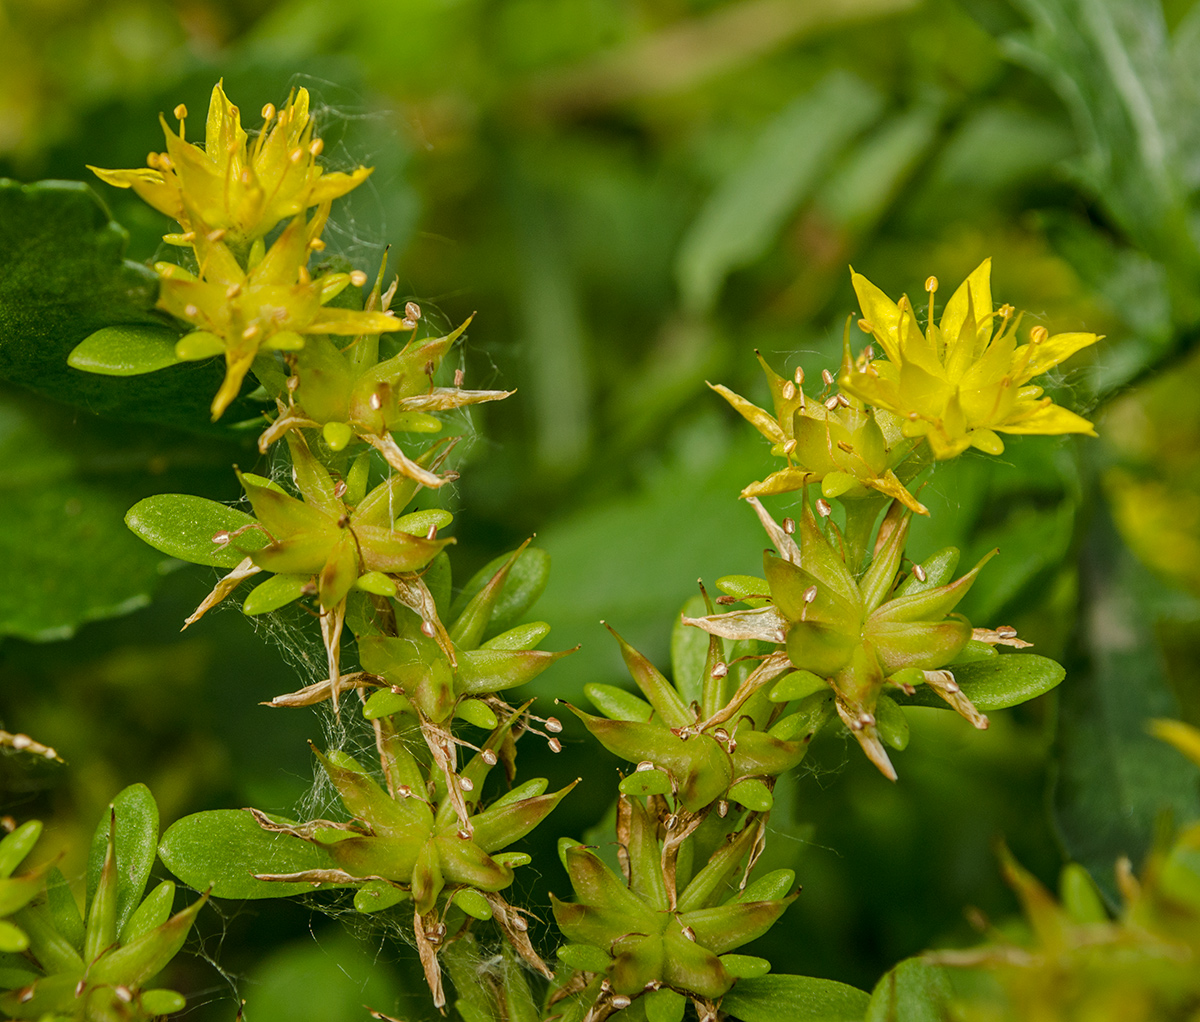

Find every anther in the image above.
[546,716,563,733]
[513,915,528,932]
[459,777,474,792]
[783,381,797,401]
[858,319,873,333]
[369,392,383,410]
[783,516,796,534]
[289,148,305,164]
[712,661,728,678]
[997,625,1018,638]
[18,985,34,1003]
[803,585,818,604]
[1030,326,1048,344]
[212,530,231,544]
[714,728,730,743]
[864,345,876,361]
[794,366,805,386]
[665,814,678,831]
[225,284,242,299]
[914,564,927,582]
[718,800,729,818]
[11,734,30,750]
[309,139,324,157]
[333,480,347,498]
[821,369,834,386]
[836,394,851,407]
[174,103,188,120]
[402,318,418,329]
[261,103,276,121]
[115,987,133,1004]
[548,737,563,753]
[74,980,86,999]
[405,301,421,320]
[824,396,840,410]
[421,620,436,638]
[815,498,832,517]
[426,524,437,540]
[636,761,655,772]
[925,276,938,293]
[458,829,471,840]
[398,785,412,798]
[837,440,854,453]
[611,996,631,1010]
[242,324,260,340]
[454,369,465,387]
[682,926,696,942]
[482,749,497,766]
[783,438,797,455]
[206,228,227,242]
[350,270,367,286]
[310,238,326,252]
[185,304,199,318]
[159,155,173,170]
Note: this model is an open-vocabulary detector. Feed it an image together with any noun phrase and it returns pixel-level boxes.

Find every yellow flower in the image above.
[156,207,403,419]
[839,259,1101,459]
[89,81,371,247]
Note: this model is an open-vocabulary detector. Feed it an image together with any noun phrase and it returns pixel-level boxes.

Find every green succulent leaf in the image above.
[68,324,182,376]
[126,494,267,569]
[159,810,338,899]
[720,974,871,1022]
[893,654,1065,711]
[86,784,158,940]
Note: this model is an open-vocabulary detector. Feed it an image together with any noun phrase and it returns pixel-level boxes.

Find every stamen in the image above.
[914,564,927,582]
[1030,325,1048,344]
[858,318,873,333]
[405,301,422,320]
[309,139,324,157]
[174,103,188,121]
[711,662,728,679]
[782,381,797,401]
[783,517,796,534]
[548,737,563,753]
[821,369,834,387]
[261,103,276,121]
[350,270,367,287]
[815,498,832,517]
[794,366,804,386]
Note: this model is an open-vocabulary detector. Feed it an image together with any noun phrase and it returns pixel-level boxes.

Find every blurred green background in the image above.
[3,0,1200,1018]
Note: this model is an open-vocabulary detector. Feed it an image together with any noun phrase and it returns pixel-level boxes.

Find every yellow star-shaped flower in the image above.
[839,259,1101,459]
[89,81,371,248]
[156,207,402,419]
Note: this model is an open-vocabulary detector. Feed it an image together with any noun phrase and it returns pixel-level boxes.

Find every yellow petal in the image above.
[1011,331,1101,383]
[967,428,1004,455]
[939,258,992,349]
[995,401,1097,436]
[865,470,928,515]
[850,270,903,364]
[740,467,818,498]
[211,349,257,420]
[308,167,374,204]
[306,308,406,335]
[708,383,786,444]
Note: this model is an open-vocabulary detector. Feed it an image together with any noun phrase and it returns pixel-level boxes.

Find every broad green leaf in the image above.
[0,391,163,640]
[67,325,181,376]
[864,957,953,1022]
[0,180,252,431]
[159,810,338,899]
[243,574,309,615]
[125,494,265,569]
[86,783,159,941]
[894,655,1065,712]
[676,72,883,314]
[720,974,870,1022]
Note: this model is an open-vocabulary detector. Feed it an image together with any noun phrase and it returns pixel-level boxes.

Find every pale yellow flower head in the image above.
[89,81,371,248]
[156,206,402,420]
[839,259,1101,459]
